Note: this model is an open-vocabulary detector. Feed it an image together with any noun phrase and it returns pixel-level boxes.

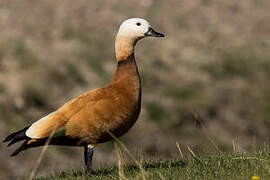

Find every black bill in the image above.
[144,27,164,37]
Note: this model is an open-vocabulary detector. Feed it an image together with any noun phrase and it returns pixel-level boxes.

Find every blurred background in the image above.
[1,0,270,179]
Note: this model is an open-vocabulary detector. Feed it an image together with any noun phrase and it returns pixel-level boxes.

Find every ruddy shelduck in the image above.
[3,18,164,174]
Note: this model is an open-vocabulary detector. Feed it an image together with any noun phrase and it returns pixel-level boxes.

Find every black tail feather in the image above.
[3,127,29,144]
[11,140,29,157]
[8,135,29,147]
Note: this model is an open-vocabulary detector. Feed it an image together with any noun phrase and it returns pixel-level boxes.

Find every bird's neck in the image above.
[109,43,141,96]
[115,35,137,61]
[111,35,141,91]
[107,35,141,103]
[109,52,141,103]
[111,53,140,84]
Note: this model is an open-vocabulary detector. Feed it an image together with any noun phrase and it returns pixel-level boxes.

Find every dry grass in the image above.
[34,151,270,180]
[1,0,270,178]
[29,129,56,180]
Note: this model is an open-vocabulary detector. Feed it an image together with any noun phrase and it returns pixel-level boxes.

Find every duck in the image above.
[3,18,164,174]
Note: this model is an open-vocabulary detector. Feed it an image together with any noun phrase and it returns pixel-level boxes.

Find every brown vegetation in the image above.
[1,0,270,179]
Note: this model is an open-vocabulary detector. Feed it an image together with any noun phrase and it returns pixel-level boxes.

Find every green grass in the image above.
[35,152,270,180]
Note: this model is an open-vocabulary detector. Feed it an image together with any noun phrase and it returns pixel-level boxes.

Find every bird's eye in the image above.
[136,22,141,26]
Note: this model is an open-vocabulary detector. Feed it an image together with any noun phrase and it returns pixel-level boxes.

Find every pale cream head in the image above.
[115,18,164,61]
[117,18,151,39]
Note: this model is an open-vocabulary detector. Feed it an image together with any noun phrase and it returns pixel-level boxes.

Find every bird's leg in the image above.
[84,144,94,175]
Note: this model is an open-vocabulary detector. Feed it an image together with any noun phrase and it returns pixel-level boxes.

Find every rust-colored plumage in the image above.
[3,18,164,174]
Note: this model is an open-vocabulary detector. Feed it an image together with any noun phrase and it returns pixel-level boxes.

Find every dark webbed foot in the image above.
[84,145,94,175]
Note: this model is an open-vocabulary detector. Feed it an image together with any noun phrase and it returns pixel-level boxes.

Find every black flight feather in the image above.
[11,140,29,157]
[3,127,30,145]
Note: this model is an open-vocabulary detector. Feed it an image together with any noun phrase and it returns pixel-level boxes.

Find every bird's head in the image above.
[117,18,164,40]
[115,18,164,60]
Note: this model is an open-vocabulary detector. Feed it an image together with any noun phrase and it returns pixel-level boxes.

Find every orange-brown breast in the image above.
[65,54,141,145]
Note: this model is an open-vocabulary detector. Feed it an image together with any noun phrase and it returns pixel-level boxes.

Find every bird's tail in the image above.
[3,127,81,156]
[3,127,31,156]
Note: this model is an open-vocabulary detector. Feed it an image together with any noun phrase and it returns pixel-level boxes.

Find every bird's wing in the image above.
[64,85,137,142]
[25,88,109,139]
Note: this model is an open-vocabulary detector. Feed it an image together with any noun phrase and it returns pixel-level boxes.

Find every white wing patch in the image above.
[26,111,56,139]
